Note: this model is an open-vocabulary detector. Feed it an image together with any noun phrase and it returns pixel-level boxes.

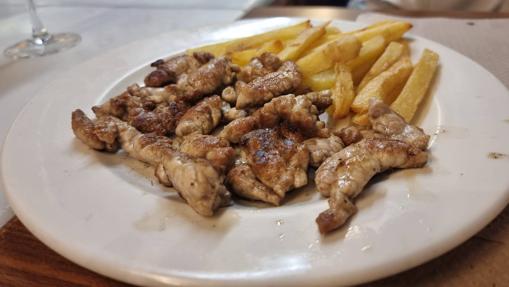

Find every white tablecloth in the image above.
[0,1,268,227]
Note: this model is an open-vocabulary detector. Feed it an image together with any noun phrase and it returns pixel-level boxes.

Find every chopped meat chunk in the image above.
[220,93,328,143]
[72,109,108,151]
[237,52,282,83]
[235,61,302,109]
[302,89,332,112]
[177,57,239,103]
[303,135,344,168]
[71,113,230,216]
[240,128,309,198]
[314,101,430,234]
[227,164,281,205]
[177,134,235,172]
[368,100,430,150]
[315,139,428,233]
[221,103,248,123]
[144,52,214,87]
[175,95,222,136]
[221,86,237,104]
[128,101,189,136]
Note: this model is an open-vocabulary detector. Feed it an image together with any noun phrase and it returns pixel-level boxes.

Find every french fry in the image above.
[231,40,284,66]
[347,35,387,84]
[351,57,413,113]
[279,22,329,61]
[187,20,311,56]
[305,69,335,91]
[329,64,355,119]
[357,41,408,92]
[353,21,412,43]
[231,49,257,66]
[391,49,439,122]
[325,26,342,34]
[351,113,370,126]
[304,35,386,90]
[302,32,343,57]
[297,34,361,77]
[358,20,398,30]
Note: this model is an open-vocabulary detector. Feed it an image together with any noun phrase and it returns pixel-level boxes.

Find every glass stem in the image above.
[26,0,50,44]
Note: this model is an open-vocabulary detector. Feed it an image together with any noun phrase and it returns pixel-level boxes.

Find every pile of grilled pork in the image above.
[72,52,429,234]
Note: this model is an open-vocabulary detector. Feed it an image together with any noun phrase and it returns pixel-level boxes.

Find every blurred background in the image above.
[2,0,509,18]
[273,0,509,11]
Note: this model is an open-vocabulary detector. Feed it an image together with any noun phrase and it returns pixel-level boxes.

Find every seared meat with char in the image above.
[314,101,430,233]
[144,52,214,87]
[227,127,309,205]
[175,95,222,136]
[177,57,239,103]
[71,111,231,216]
[237,52,283,83]
[303,135,344,168]
[91,84,188,136]
[176,134,235,172]
[220,93,329,144]
[235,61,302,109]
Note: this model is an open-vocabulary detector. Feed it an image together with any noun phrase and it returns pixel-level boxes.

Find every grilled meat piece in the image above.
[237,52,283,83]
[221,86,237,104]
[303,135,344,168]
[315,139,428,233]
[368,100,430,150]
[177,134,235,172]
[91,84,189,136]
[314,101,430,234]
[235,61,302,109]
[239,128,309,199]
[221,102,248,123]
[227,164,282,205]
[144,52,214,87]
[337,100,430,150]
[175,95,222,136]
[92,84,178,118]
[337,126,364,146]
[128,101,189,136]
[71,112,231,216]
[220,93,328,143]
[177,57,239,103]
[302,90,332,112]
[72,109,111,151]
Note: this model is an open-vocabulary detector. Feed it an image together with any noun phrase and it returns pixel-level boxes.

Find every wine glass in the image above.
[4,0,81,59]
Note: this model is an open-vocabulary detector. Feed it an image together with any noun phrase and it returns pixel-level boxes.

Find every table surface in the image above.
[1,5,508,287]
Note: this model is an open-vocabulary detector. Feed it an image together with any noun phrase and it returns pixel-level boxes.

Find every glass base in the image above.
[4,32,81,59]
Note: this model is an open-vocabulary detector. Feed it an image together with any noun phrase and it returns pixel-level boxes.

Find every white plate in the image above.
[2,18,509,286]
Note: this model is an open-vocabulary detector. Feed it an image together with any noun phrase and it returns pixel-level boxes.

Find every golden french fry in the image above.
[325,26,342,34]
[260,39,284,54]
[357,41,408,92]
[302,33,343,57]
[304,36,386,91]
[187,20,311,56]
[351,57,413,114]
[231,49,257,66]
[351,112,370,126]
[279,22,329,61]
[353,21,412,43]
[346,35,387,84]
[304,69,335,91]
[396,39,411,56]
[297,34,361,77]
[330,64,355,119]
[391,49,439,122]
[231,40,284,66]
